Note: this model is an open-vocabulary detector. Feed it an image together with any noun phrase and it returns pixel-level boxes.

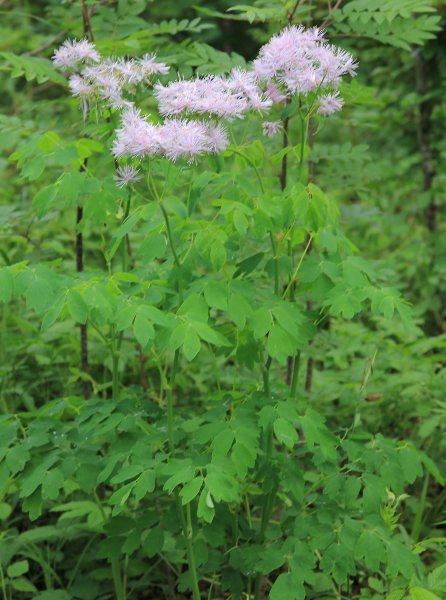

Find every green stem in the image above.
[122,193,131,273]
[0,561,7,600]
[262,356,272,396]
[269,231,279,296]
[166,350,201,600]
[160,203,183,304]
[282,234,313,299]
[298,116,309,182]
[111,558,126,600]
[290,352,301,399]
[185,503,201,599]
[112,346,119,401]
[229,148,265,194]
[166,349,179,455]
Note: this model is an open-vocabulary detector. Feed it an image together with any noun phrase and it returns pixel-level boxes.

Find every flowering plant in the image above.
[0,6,438,600]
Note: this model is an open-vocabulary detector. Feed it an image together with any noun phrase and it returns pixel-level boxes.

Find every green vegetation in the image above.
[0,1,445,599]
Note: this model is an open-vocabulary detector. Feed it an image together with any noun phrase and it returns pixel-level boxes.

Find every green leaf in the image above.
[270,573,300,600]
[299,409,337,461]
[183,327,201,361]
[210,240,227,271]
[191,321,231,347]
[410,588,441,600]
[234,252,264,277]
[133,312,155,348]
[11,577,37,593]
[274,418,298,449]
[356,530,386,571]
[143,527,164,558]
[42,468,64,500]
[133,470,156,502]
[211,428,234,458]
[206,468,239,503]
[251,307,272,339]
[180,477,203,505]
[67,289,88,324]
[204,280,228,310]
[6,443,30,474]
[41,293,66,331]
[139,233,166,263]
[32,185,57,218]
[267,325,295,364]
[228,292,252,329]
[7,560,29,578]
[170,322,188,350]
[197,487,215,523]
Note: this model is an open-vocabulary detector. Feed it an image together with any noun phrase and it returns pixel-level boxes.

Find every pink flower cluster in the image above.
[53,39,100,69]
[155,69,271,119]
[253,26,356,116]
[53,40,169,116]
[113,108,228,163]
[53,27,357,171]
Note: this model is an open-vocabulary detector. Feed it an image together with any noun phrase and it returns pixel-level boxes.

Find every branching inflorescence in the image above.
[53,26,357,174]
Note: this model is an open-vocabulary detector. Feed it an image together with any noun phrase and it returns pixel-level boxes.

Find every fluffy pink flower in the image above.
[52,39,100,70]
[113,110,229,163]
[253,26,357,97]
[203,122,229,153]
[262,121,281,138]
[68,74,96,119]
[138,54,169,77]
[154,70,270,120]
[265,82,287,104]
[114,165,141,188]
[113,108,162,157]
[317,92,344,115]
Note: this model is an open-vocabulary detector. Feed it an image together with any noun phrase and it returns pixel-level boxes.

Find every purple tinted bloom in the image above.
[253,26,357,97]
[138,54,169,77]
[112,109,229,163]
[114,165,141,188]
[113,108,162,158]
[317,92,344,115]
[52,39,100,70]
[262,121,281,138]
[154,70,271,120]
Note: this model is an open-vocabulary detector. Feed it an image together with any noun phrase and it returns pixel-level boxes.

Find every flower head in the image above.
[52,39,100,70]
[317,91,344,115]
[253,26,357,97]
[114,165,141,188]
[154,70,271,120]
[112,109,229,163]
[262,121,281,138]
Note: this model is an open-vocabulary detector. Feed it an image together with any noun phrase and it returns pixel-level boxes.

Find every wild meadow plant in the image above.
[0,21,438,600]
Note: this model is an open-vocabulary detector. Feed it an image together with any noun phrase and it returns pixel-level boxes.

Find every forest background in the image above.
[0,1,445,599]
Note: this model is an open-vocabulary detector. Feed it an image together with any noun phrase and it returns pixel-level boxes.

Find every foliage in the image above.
[0,1,445,599]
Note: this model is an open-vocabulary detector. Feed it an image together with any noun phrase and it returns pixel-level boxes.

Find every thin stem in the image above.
[269,232,279,296]
[166,349,179,455]
[112,349,119,401]
[185,503,201,599]
[160,203,183,304]
[0,562,7,600]
[298,116,308,182]
[166,350,201,600]
[290,352,301,399]
[262,356,272,397]
[230,148,265,194]
[121,193,132,273]
[111,558,126,600]
[282,234,313,299]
